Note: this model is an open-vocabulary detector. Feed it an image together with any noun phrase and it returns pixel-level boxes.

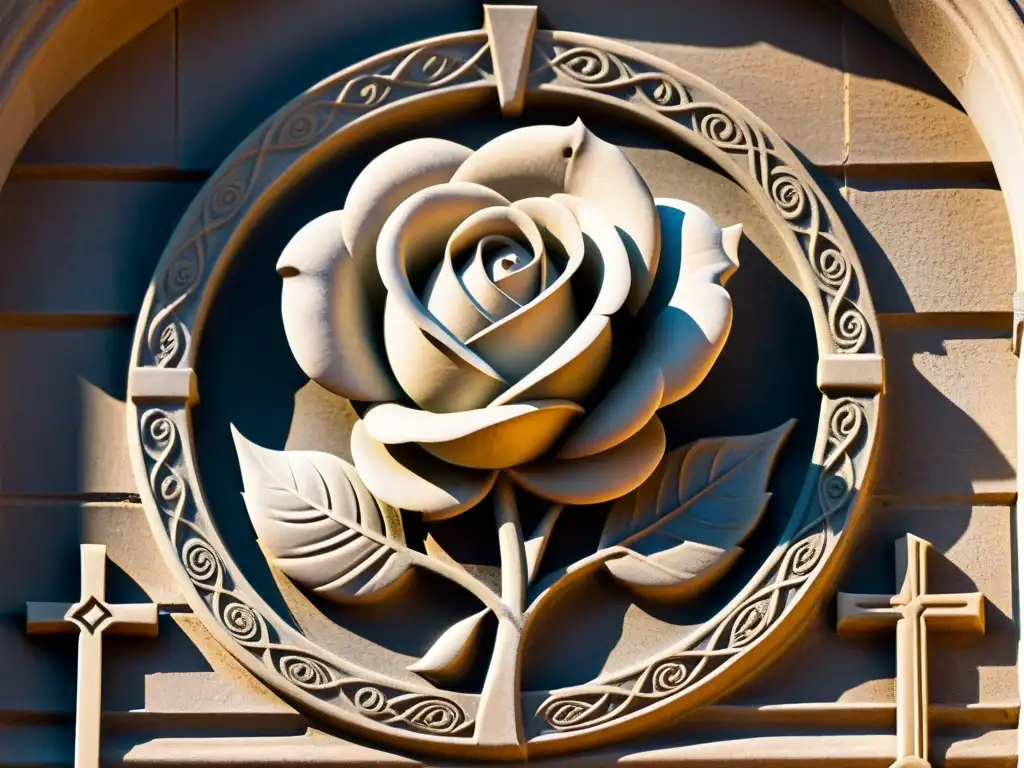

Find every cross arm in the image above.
[25,602,76,635]
[837,592,902,635]
[109,603,159,637]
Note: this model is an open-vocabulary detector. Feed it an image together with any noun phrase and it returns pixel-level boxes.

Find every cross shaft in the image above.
[26,544,158,768]
[837,534,983,768]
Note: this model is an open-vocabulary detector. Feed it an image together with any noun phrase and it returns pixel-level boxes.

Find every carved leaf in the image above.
[407,608,489,685]
[598,420,795,600]
[232,427,413,603]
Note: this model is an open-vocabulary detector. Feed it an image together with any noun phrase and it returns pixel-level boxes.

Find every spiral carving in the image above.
[818,400,864,516]
[769,172,807,221]
[650,661,688,693]
[699,111,748,150]
[537,394,868,732]
[223,601,262,642]
[182,538,218,583]
[729,597,775,648]
[354,686,389,715]
[543,699,600,729]
[280,654,336,691]
[785,532,825,578]
[351,686,470,735]
[404,699,464,734]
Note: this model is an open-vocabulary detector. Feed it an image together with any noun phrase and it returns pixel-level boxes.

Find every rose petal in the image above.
[557,361,664,459]
[378,182,512,411]
[511,197,584,288]
[384,297,507,412]
[277,211,402,402]
[446,205,545,322]
[564,122,660,315]
[351,420,497,520]
[462,201,591,382]
[552,194,631,316]
[507,415,666,505]
[362,399,584,469]
[343,138,472,297]
[489,313,612,405]
[451,121,659,314]
[451,123,579,200]
[558,200,740,458]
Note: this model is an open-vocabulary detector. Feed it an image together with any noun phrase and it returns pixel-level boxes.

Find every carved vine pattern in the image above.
[536,398,865,731]
[138,408,472,737]
[531,44,872,354]
[144,35,492,368]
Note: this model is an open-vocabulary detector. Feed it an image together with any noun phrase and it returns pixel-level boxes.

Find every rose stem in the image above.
[474,474,527,752]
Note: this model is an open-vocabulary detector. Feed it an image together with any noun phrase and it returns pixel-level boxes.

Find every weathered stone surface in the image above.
[872,321,1016,497]
[18,15,177,167]
[846,184,1014,314]
[540,0,846,166]
[144,615,297,714]
[844,10,989,166]
[176,0,480,168]
[0,328,136,494]
[0,615,75,715]
[730,503,1016,706]
[0,180,200,314]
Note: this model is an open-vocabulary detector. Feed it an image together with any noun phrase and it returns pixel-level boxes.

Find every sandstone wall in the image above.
[0,1,1016,763]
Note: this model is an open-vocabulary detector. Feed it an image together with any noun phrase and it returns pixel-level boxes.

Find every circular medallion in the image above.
[127,24,882,760]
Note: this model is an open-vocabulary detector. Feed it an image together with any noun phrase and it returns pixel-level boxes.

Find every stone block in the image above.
[844,10,989,166]
[0,502,184,614]
[539,0,846,166]
[176,0,481,169]
[0,614,75,715]
[873,321,1016,498]
[18,16,177,167]
[845,183,1014,313]
[0,180,200,315]
[0,328,137,494]
[730,503,1016,706]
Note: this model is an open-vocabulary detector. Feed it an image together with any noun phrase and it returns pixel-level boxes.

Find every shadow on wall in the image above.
[171,0,970,169]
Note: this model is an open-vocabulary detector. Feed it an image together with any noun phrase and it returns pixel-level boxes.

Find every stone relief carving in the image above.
[231,122,798,746]
[126,12,883,759]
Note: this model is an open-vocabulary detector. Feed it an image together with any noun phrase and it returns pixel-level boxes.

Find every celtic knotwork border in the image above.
[528,36,876,356]
[138,408,473,737]
[142,32,493,369]
[128,24,881,760]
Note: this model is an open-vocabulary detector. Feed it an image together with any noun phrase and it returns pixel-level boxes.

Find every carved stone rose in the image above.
[276,121,742,519]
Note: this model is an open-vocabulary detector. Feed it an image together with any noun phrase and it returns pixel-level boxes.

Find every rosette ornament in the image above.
[278,121,742,519]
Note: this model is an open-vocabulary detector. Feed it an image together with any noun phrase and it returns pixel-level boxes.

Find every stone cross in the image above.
[26,544,159,768]
[837,534,984,768]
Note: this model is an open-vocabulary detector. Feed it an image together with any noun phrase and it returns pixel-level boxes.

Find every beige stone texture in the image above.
[539,0,846,167]
[843,10,990,166]
[17,15,177,167]
[0,502,181,613]
[0,180,200,315]
[0,0,1018,763]
[176,0,481,168]
[872,320,1016,498]
[845,183,1014,314]
[0,328,136,494]
[730,503,1016,707]
[146,615,297,715]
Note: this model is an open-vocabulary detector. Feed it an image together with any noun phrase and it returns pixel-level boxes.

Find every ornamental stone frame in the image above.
[2,0,1023,765]
[123,11,882,760]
